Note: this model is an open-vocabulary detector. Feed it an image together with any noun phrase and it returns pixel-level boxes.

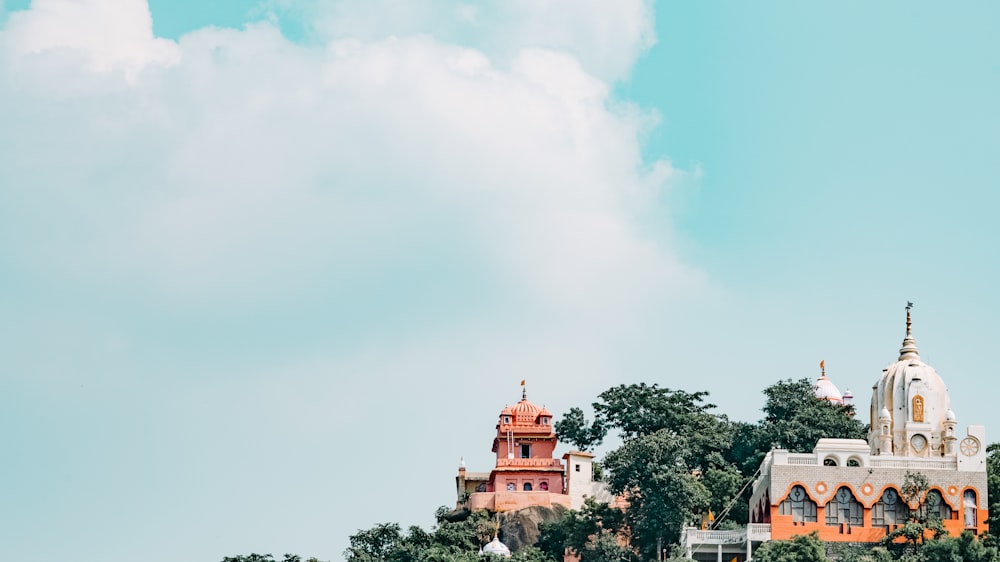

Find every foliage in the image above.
[554,407,607,452]
[222,552,319,562]
[752,532,829,562]
[603,431,710,558]
[748,378,867,471]
[988,443,1000,536]
[344,508,501,562]
[536,497,626,562]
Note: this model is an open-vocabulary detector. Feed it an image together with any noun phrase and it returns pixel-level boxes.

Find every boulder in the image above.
[498,504,568,551]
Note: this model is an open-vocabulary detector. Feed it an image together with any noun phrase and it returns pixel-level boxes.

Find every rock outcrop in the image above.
[498,504,568,551]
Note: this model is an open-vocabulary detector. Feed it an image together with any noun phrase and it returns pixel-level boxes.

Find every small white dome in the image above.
[879,407,891,420]
[482,536,511,557]
[815,374,843,404]
[945,409,956,421]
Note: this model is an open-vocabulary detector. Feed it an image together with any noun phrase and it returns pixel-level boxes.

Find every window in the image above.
[503,416,511,424]
[523,482,533,491]
[506,482,516,491]
[872,488,909,528]
[779,486,817,523]
[964,490,978,528]
[575,464,581,472]
[520,444,531,458]
[824,458,838,467]
[919,490,953,521]
[539,481,548,491]
[847,458,861,467]
[825,487,863,527]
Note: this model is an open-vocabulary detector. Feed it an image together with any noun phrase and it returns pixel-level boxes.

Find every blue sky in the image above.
[1,1,998,561]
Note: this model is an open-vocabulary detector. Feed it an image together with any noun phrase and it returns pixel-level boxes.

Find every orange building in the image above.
[683,306,988,561]
[749,306,988,543]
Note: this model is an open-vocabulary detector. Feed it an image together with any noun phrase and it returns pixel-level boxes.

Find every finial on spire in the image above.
[820,360,825,377]
[899,301,920,360]
[520,379,526,400]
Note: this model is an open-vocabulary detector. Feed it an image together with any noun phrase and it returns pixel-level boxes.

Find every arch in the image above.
[872,487,909,529]
[825,486,864,527]
[539,481,548,491]
[963,489,978,528]
[846,457,862,467]
[919,489,954,521]
[779,485,818,523]
[823,457,838,467]
[506,482,516,492]
[523,482,533,491]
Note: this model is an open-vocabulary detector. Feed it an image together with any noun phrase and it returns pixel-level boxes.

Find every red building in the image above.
[457,387,573,511]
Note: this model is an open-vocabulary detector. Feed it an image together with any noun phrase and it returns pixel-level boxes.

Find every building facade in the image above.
[456,388,612,512]
[749,307,988,542]
[684,307,988,561]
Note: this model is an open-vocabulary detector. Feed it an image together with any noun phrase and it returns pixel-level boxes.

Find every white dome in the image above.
[868,307,953,457]
[945,409,956,421]
[482,536,511,557]
[815,374,843,404]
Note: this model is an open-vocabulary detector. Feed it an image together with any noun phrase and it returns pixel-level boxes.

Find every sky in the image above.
[1,1,998,560]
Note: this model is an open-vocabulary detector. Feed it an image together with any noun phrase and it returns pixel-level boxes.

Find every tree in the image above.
[554,407,606,452]
[537,497,626,562]
[752,532,829,562]
[755,379,867,457]
[987,443,1000,536]
[344,522,404,562]
[603,430,711,559]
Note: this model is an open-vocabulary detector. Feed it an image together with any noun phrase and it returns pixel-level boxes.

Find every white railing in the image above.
[682,529,745,545]
[747,524,772,541]
[787,455,818,465]
[869,457,956,470]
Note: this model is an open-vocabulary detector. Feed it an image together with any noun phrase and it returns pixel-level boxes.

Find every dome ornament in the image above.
[899,301,920,360]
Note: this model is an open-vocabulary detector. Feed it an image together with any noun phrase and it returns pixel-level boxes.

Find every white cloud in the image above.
[277,0,656,82]
[0,3,704,558]
[0,0,178,78]
[0,4,696,320]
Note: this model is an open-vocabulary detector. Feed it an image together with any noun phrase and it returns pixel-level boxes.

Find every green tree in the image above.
[344,523,404,562]
[537,497,626,561]
[554,407,606,452]
[603,430,711,559]
[751,379,867,468]
[987,443,1000,537]
[752,532,829,562]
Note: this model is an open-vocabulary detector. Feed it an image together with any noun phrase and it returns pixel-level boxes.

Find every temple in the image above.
[456,386,613,513]
[682,305,989,561]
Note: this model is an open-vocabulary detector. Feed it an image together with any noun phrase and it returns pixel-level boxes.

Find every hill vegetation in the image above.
[225,379,1000,561]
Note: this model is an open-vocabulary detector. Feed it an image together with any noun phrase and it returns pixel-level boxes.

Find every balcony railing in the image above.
[681,525,771,546]
[495,458,563,468]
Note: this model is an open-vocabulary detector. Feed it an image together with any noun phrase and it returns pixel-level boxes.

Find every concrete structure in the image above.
[456,387,617,512]
[683,306,989,561]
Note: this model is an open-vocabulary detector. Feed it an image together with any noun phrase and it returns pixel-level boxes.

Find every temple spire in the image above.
[899,301,920,360]
[521,379,527,400]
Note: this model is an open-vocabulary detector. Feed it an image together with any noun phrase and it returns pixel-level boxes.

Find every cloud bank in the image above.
[0,1,705,559]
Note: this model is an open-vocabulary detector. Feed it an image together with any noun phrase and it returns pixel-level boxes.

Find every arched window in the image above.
[872,488,909,529]
[919,490,953,521]
[825,487,863,527]
[824,457,838,467]
[847,458,861,467]
[779,485,817,523]
[523,482,533,491]
[539,481,548,491]
[964,490,978,528]
[506,482,516,492]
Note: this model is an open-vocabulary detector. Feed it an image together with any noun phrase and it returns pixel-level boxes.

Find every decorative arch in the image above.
[872,487,909,529]
[778,484,818,523]
[919,488,954,521]
[963,488,979,528]
[825,486,863,526]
